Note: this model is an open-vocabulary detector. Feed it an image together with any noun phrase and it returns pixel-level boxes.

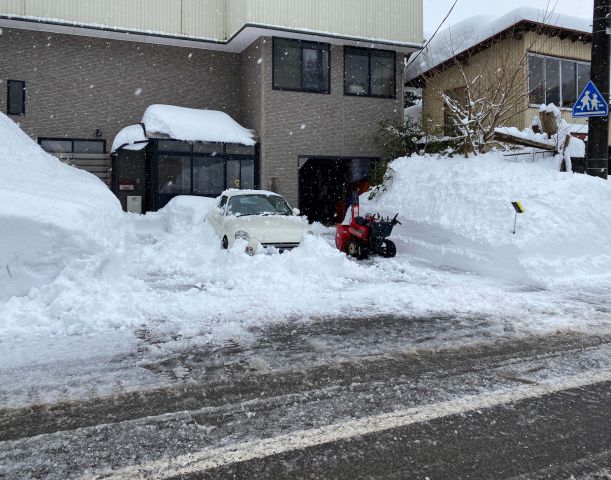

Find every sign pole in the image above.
[511,202,525,234]
[513,211,518,235]
[586,0,610,179]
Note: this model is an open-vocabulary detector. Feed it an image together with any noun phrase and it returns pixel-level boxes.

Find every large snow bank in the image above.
[142,105,256,146]
[0,113,123,299]
[406,8,591,81]
[364,153,611,286]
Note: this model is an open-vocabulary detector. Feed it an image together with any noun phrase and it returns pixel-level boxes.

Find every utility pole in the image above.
[586,0,610,179]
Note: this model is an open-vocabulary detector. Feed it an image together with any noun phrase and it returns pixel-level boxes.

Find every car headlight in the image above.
[235,230,250,241]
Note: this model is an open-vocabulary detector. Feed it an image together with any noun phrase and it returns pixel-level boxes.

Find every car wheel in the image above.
[222,236,229,249]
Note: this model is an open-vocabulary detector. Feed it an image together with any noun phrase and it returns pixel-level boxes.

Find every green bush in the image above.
[375,117,422,161]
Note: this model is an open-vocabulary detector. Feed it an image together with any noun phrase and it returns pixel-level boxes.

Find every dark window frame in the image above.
[344,47,397,99]
[527,53,591,109]
[150,140,260,211]
[272,37,331,94]
[7,80,26,116]
[38,137,107,154]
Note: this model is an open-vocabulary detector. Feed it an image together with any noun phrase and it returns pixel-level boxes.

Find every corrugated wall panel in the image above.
[1,0,422,45]
[8,0,182,35]
[227,0,421,45]
[0,0,23,15]
[527,31,591,61]
[183,0,226,40]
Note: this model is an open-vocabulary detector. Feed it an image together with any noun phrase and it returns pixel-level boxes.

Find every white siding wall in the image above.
[227,0,421,45]
[0,0,422,45]
[182,0,226,40]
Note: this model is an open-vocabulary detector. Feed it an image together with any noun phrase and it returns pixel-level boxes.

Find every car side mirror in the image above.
[292,208,300,216]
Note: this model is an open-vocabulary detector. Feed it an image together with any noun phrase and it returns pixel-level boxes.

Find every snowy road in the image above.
[1,321,610,478]
[2,190,611,478]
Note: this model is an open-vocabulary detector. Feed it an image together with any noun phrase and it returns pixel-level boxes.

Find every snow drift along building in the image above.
[0,0,423,223]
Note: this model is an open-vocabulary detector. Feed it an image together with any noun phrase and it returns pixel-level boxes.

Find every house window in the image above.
[193,157,224,195]
[344,47,396,98]
[528,54,590,108]
[7,80,26,116]
[154,141,258,207]
[273,38,330,93]
[39,138,106,154]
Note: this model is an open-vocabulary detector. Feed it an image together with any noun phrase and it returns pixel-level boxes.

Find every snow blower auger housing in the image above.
[335,194,401,260]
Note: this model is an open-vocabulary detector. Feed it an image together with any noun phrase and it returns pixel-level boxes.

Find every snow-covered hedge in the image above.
[0,113,124,299]
[364,153,611,286]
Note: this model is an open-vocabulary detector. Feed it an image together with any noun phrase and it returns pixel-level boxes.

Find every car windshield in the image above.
[226,194,293,217]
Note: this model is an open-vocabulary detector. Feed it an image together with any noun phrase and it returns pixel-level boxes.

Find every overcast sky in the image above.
[424,0,594,35]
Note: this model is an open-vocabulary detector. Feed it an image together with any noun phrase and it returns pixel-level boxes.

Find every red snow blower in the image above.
[335,193,400,260]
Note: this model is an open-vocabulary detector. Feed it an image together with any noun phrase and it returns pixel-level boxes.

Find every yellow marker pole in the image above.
[511,202,525,234]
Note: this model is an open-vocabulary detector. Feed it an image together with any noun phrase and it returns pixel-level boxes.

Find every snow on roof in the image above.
[142,105,256,146]
[405,7,592,82]
[111,124,148,153]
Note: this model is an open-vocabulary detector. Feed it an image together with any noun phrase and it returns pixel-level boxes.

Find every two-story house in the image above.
[0,0,423,222]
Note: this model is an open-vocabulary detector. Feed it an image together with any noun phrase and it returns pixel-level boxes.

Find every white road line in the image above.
[84,369,611,480]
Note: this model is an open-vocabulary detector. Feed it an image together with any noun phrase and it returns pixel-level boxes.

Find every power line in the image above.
[405,0,459,71]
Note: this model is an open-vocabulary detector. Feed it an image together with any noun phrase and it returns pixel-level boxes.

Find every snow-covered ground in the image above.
[364,152,611,287]
[1,114,611,406]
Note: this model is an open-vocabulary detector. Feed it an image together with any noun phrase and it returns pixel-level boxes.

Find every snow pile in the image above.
[142,105,256,146]
[496,103,586,168]
[494,126,550,145]
[364,153,611,286]
[404,100,423,123]
[406,7,591,81]
[131,195,217,236]
[111,124,148,152]
[0,113,123,299]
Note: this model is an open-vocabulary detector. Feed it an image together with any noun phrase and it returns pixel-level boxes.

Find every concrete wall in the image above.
[257,39,404,206]
[0,27,241,148]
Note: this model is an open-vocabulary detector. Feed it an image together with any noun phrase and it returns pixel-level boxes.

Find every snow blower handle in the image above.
[392,213,401,225]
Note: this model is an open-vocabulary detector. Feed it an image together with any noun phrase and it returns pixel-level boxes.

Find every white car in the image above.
[206,190,311,254]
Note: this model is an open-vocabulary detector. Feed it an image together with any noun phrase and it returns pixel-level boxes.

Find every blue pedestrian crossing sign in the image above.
[572,80,609,118]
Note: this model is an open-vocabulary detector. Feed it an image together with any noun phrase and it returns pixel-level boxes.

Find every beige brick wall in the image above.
[1,29,405,206]
[258,40,404,206]
[0,28,242,149]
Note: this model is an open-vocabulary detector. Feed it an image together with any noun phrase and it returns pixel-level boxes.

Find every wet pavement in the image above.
[0,317,610,479]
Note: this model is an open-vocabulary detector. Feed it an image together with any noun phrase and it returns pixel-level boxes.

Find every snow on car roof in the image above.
[142,105,256,146]
[222,189,283,198]
[405,7,592,82]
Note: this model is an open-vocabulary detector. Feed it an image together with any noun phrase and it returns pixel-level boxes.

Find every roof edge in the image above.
[406,19,592,85]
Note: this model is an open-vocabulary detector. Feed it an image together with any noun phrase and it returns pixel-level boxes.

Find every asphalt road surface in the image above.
[1,317,610,479]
